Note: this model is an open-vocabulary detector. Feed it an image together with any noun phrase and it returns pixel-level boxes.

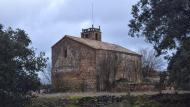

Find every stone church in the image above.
[52,25,142,92]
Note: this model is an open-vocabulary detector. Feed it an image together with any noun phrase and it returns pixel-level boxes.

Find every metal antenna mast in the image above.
[91,1,94,26]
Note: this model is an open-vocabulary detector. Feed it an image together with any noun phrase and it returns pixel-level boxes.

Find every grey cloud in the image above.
[0,0,151,59]
[53,0,138,23]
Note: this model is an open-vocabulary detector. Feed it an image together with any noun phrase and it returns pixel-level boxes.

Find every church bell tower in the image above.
[81,25,102,41]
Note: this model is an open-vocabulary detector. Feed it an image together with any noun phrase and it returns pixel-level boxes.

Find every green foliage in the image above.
[129,0,190,55]
[27,98,66,107]
[129,0,190,89]
[27,94,190,107]
[0,24,48,107]
[168,39,190,90]
[133,95,161,107]
[27,97,81,107]
[151,94,190,107]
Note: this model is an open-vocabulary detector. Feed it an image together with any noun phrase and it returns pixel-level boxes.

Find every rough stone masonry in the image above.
[52,25,142,92]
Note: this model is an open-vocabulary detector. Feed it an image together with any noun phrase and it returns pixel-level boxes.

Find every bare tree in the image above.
[139,48,164,78]
[41,62,52,85]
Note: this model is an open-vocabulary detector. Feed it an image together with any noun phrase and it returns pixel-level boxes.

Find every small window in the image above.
[95,33,98,40]
[85,34,88,38]
[64,49,67,58]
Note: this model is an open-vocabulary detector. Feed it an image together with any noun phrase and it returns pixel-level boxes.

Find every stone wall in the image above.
[52,38,97,91]
[52,37,142,92]
[95,50,142,91]
[113,83,155,92]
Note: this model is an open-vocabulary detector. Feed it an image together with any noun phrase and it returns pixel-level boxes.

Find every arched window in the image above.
[64,49,67,58]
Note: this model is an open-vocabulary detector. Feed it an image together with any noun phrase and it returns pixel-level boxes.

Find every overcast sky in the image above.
[0,0,152,59]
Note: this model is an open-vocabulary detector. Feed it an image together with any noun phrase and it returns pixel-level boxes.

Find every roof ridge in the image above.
[62,35,140,56]
[66,35,125,48]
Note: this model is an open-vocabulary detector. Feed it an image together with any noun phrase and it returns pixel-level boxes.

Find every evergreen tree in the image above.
[129,0,190,89]
[0,24,48,107]
[168,38,190,90]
